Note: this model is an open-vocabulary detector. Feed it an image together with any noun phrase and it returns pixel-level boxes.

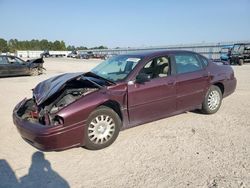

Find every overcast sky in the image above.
[0,0,249,48]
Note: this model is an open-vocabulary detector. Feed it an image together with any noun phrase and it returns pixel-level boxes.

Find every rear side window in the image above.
[174,54,202,74]
[199,55,208,66]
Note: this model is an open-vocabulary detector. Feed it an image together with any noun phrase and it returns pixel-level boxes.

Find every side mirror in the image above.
[136,73,150,83]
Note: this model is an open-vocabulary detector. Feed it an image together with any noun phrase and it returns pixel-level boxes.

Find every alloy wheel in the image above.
[207,90,220,110]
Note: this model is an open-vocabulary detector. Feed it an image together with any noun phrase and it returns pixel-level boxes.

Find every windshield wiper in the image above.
[87,72,116,84]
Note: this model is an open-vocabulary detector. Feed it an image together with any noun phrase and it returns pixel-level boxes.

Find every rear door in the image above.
[173,53,209,111]
[127,56,176,126]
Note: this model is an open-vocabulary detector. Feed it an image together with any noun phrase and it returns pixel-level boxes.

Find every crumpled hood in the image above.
[28,58,44,64]
[27,58,44,69]
[33,72,84,105]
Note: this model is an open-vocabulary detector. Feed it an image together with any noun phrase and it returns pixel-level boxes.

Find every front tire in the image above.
[201,85,222,114]
[84,106,121,150]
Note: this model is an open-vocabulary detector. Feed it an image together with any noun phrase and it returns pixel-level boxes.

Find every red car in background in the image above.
[13,50,236,151]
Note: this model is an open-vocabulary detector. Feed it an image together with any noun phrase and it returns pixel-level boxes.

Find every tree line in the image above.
[0,38,108,53]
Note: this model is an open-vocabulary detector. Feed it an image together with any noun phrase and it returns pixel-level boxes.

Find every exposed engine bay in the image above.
[17,77,99,125]
[49,87,98,114]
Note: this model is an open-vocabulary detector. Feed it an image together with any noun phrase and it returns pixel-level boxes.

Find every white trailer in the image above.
[40,51,71,58]
[16,50,72,58]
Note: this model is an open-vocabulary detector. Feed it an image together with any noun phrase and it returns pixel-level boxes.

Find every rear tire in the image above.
[239,59,244,66]
[84,106,121,150]
[201,85,222,114]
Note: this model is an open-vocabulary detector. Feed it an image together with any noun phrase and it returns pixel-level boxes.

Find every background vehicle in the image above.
[86,51,94,58]
[40,50,66,58]
[78,53,90,59]
[67,51,78,58]
[229,43,250,65]
[78,51,107,59]
[220,45,233,61]
[0,55,44,77]
[40,50,50,58]
[13,51,236,151]
[93,53,107,59]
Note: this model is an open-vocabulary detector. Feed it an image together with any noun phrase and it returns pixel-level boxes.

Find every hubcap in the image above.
[88,115,115,144]
[208,90,220,110]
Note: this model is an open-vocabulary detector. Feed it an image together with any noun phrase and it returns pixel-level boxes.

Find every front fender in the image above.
[56,91,113,126]
[29,63,44,69]
[28,58,44,69]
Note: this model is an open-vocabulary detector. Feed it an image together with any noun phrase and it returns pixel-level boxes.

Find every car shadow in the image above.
[0,151,69,188]
[189,109,205,115]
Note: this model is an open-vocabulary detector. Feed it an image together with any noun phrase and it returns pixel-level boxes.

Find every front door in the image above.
[127,56,176,126]
[7,56,29,76]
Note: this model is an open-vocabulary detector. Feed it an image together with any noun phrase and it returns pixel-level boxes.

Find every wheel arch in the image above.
[98,100,123,122]
[213,82,224,95]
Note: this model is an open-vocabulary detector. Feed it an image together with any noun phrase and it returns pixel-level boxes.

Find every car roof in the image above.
[123,50,198,58]
[0,55,13,57]
[234,43,250,45]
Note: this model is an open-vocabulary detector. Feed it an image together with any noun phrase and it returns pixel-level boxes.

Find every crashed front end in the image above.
[13,73,101,151]
[28,57,45,75]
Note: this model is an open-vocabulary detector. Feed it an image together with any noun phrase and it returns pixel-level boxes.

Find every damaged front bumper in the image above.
[13,98,86,151]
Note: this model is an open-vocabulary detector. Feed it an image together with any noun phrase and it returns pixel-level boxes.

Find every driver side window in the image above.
[140,56,170,79]
[7,57,18,64]
[7,57,24,64]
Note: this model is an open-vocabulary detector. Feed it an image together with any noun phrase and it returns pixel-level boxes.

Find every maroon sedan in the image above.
[13,50,236,151]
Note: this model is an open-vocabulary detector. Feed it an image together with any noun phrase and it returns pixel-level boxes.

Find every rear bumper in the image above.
[13,99,86,151]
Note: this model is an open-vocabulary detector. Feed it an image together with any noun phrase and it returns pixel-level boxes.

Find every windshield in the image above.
[91,55,141,82]
[232,44,244,54]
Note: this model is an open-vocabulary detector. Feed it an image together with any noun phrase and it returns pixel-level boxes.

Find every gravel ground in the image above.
[0,58,249,188]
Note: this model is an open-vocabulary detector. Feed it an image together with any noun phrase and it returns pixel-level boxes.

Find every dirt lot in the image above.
[0,58,249,188]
